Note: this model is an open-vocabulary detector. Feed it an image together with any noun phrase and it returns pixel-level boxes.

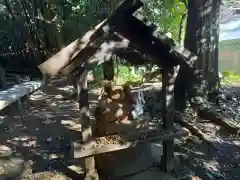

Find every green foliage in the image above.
[91,64,142,82]
[222,71,240,84]
[0,0,187,73]
[115,65,142,83]
[142,0,187,41]
[92,65,104,81]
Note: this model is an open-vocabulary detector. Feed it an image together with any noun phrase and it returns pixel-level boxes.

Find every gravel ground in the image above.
[142,83,240,180]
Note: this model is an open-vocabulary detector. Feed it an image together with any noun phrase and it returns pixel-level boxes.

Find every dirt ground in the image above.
[0,77,86,180]
[0,77,240,180]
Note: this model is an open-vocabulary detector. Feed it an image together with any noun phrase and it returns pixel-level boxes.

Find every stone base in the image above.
[95,115,151,178]
[96,143,153,178]
[96,142,177,180]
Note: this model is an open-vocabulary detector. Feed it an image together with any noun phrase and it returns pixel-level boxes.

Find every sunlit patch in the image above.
[233,140,240,146]
[202,160,220,172]
[68,165,84,174]
[50,102,57,106]
[49,153,59,160]
[0,167,3,174]
[57,86,74,92]
[194,151,205,156]
[61,120,82,131]
[54,94,64,99]
[30,90,48,101]
[42,119,56,125]
[0,145,12,156]
[7,136,37,147]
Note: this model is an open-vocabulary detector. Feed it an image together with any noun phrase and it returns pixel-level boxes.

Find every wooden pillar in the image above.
[0,66,6,90]
[103,57,114,81]
[160,66,178,172]
[76,65,99,180]
[116,56,120,84]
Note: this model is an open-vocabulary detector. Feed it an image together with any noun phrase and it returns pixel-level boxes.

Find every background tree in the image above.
[174,0,221,113]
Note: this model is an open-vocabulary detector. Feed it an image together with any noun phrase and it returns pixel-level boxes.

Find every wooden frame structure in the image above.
[37,0,204,179]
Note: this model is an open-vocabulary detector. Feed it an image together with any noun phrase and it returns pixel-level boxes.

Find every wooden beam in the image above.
[115,48,151,65]
[73,127,189,159]
[103,58,114,81]
[38,0,144,77]
[54,32,151,76]
[115,14,201,72]
[133,12,199,71]
[38,21,106,77]
[0,66,6,89]
[115,16,176,68]
[68,34,131,74]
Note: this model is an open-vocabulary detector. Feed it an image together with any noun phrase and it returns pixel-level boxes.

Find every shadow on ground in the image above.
[0,77,94,180]
[0,77,240,180]
[0,77,159,180]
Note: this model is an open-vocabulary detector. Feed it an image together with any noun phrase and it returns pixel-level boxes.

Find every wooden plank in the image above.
[0,80,42,110]
[64,33,131,75]
[73,127,189,159]
[38,20,106,77]
[38,0,143,77]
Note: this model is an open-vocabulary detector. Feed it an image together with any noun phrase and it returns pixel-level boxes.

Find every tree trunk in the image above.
[175,0,221,113]
[174,0,240,135]
[186,0,221,97]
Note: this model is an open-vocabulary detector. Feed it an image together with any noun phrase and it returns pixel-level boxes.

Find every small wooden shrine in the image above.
[37,0,202,179]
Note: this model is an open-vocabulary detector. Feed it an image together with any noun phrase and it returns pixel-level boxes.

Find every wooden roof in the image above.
[38,0,198,80]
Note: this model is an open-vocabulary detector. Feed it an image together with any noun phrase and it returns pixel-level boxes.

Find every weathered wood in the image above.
[76,66,98,180]
[116,13,209,112]
[115,14,200,71]
[115,48,150,65]
[103,57,114,81]
[38,21,106,77]
[87,33,150,67]
[178,118,216,147]
[0,66,6,89]
[38,0,144,77]
[115,16,176,67]
[73,127,189,159]
[198,108,240,135]
[15,74,24,113]
[160,67,178,172]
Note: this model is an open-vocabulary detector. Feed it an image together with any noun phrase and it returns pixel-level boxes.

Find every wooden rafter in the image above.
[38,0,144,77]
